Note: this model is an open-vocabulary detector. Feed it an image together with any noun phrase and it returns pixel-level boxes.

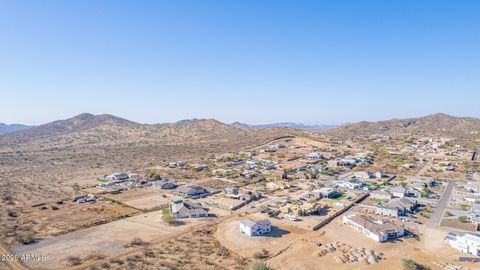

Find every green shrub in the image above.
[401,258,430,270]
[251,261,269,270]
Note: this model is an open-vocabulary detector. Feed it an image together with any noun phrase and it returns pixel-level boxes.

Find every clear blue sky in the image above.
[1,0,479,125]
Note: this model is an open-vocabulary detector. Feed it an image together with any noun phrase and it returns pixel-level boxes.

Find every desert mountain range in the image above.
[0,123,31,135]
[325,113,480,139]
[1,113,479,145]
[230,122,335,131]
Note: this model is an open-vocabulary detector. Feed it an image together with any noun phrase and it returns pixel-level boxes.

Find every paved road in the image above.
[429,180,456,226]
[0,243,30,270]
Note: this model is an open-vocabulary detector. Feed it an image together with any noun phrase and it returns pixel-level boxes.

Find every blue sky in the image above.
[0,0,479,125]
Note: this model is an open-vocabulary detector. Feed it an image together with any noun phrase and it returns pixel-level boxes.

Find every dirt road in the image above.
[0,243,29,270]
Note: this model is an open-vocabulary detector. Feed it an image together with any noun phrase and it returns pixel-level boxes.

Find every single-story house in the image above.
[465,181,480,194]
[168,161,187,168]
[469,203,480,227]
[169,200,209,218]
[408,182,428,192]
[312,187,341,199]
[225,186,240,194]
[191,164,208,171]
[153,179,176,190]
[370,190,393,200]
[336,179,364,189]
[354,171,374,179]
[239,219,272,236]
[465,195,480,205]
[389,186,406,198]
[405,188,421,198]
[402,164,416,169]
[176,186,209,197]
[272,144,286,149]
[376,198,419,218]
[305,152,324,159]
[406,176,435,187]
[343,214,404,242]
[105,173,129,181]
[337,158,361,167]
[445,232,480,256]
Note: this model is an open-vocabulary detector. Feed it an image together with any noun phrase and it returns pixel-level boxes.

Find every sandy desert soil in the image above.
[1,200,139,248]
[216,214,307,258]
[84,225,251,270]
[13,212,206,269]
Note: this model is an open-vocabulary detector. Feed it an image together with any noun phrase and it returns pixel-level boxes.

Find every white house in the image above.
[445,232,480,256]
[370,190,393,200]
[465,195,480,205]
[305,152,324,159]
[465,181,480,194]
[354,171,374,179]
[375,198,418,218]
[239,219,271,236]
[468,203,480,227]
[271,144,285,149]
[343,214,404,242]
[169,200,209,218]
[105,172,129,181]
[284,214,298,221]
[337,157,363,167]
[402,164,416,169]
[389,186,406,198]
[335,179,363,189]
[312,187,341,198]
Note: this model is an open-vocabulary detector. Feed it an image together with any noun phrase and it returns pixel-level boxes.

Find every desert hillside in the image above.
[324,113,480,139]
[0,123,31,135]
[231,121,335,131]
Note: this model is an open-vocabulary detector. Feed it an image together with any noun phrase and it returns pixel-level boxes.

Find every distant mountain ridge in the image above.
[2,112,479,147]
[325,113,480,139]
[231,121,335,131]
[0,113,295,148]
[0,123,32,134]
[0,113,143,147]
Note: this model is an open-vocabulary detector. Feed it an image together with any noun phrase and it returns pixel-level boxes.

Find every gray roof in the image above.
[175,201,209,216]
[389,185,406,194]
[382,198,416,210]
[471,203,480,210]
[177,185,205,194]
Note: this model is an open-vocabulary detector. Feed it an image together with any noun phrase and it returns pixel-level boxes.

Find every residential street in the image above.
[429,180,456,226]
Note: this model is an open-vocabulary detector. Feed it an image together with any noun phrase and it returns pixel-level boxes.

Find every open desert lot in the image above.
[106,189,178,211]
[0,199,139,247]
[216,213,309,258]
[13,212,207,269]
